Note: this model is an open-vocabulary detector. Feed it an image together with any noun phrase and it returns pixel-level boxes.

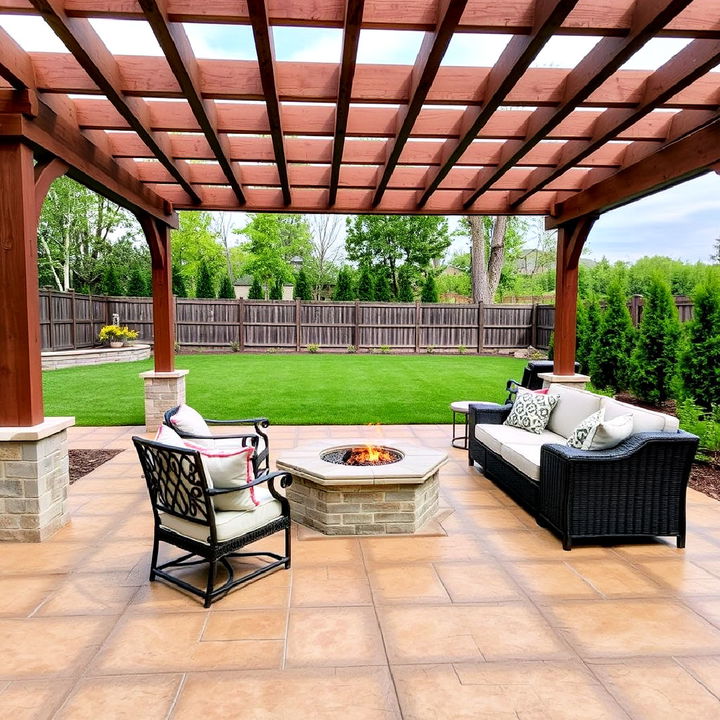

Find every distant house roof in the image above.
[234,276,293,287]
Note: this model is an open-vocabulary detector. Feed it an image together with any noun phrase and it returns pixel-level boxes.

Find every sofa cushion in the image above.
[566,409,605,450]
[546,384,603,439]
[159,497,283,544]
[500,444,543,481]
[590,412,634,450]
[602,397,679,433]
[503,388,559,434]
[475,424,565,454]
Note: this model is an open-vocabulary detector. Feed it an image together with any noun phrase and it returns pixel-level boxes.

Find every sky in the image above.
[1,16,718,263]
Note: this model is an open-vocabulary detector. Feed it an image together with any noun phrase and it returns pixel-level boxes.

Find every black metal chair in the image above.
[133,436,292,608]
[164,406,271,475]
[505,360,581,403]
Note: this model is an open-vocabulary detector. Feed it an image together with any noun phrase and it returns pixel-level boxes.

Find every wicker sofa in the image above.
[468,384,699,550]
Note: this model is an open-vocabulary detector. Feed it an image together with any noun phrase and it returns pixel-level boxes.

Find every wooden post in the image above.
[414,300,421,353]
[354,299,360,350]
[295,299,302,351]
[70,289,77,349]
[137,214,175,372]
[553,215,597,375]
[477,302,485,354]
[47,291,55,351]
[237,297,245,352]
[0,143,44,425]
[530,302,538,348]
[629,294,642,326]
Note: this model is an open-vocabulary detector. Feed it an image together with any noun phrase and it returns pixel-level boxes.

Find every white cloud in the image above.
[0,16,67,52]
[183,23,256,60]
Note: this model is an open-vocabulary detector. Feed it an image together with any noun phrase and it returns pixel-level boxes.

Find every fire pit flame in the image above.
[321,445,403,467]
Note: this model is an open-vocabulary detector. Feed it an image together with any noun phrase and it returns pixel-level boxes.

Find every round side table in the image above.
[450,401,483,449]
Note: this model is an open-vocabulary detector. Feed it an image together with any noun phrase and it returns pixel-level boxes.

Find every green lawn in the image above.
[43,354,526,426]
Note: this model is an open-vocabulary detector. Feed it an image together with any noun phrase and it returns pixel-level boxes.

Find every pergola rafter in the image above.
[138,0,247,205]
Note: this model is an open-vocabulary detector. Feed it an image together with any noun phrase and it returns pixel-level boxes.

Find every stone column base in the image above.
[140,369,189,433]
[539,372,592,390]
[0,417,75,542]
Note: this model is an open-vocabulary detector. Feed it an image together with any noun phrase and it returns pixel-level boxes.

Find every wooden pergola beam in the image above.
[328,0,364,207]
[0,27,37,90]
[416,0,578,208]
[371,0,469,207]
[138,0,246,205]
[463,0,696,209]
[547,117,720,228]
[28,0,202,205]
[513,37,720,208]
[247,0,291,206]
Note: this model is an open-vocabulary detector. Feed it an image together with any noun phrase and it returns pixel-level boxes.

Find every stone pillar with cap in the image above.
[140,369,189,433]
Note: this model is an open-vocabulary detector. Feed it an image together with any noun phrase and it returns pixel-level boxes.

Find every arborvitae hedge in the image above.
[172,264,187,297]
[357,266,375,301]
[218,274,235,299]
[126,267,148,296]
[630,275,681,404]
[269,277,284,300]
[576,295,601,375]
[294,269,312,300]
[397,266,414,302]
[589,281,635,393]
[248,276,264,299]
[421,273,439,303]
[374,270,392,302]
[101,266,123,296]
[195,260,215,298]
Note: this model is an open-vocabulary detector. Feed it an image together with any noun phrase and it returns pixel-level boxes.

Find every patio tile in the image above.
[676,656,720,698]
[291,538,364,566]
[203,609,287,641]
[566,558,664,597]
[635,558,720,595]
[360,535,484,565]
[285,606,386,667]
[91,613,284,674]
[483,529,611,560]
[54,674,182,719]
[457,506,532,531]
[0,679,71,719]
[433,561,522,603]
[441,487,505,507]
[80,539,150,573]
[392,662,626,720]
[291,566,373,607]
[368,564,451,604]
[47,515,116,544]
[544,599,720,658]
[0,575,61,617]
[0,542,89,576]
[70,493,143,517]
[0,616,114,679]
[35,573,138,616]
[172,667,401,720]
[379,603,570,663]
[591,658,720,719]
[509,561,602,599]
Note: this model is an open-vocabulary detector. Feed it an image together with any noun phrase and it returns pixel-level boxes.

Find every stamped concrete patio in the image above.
[3,423,720,718]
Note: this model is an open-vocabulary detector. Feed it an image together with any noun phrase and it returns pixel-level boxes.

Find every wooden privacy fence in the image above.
[38,291,694,354]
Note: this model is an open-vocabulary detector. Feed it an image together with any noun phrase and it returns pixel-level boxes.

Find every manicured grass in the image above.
[43,353,526,426]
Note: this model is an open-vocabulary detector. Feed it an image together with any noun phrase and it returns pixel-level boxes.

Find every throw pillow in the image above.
[182,439,258,512]
[503,388,559,434]
[567,408,605,450]
[169,404,211,437]
[589,412,634,450]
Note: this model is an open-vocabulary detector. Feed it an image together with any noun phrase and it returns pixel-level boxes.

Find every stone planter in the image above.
[109,341,123,348]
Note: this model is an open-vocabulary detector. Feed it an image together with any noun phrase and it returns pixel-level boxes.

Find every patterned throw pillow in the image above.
[567,408,605,450]
[503,389,560,434]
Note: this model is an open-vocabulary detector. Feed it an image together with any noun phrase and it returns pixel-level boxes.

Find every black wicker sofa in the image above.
[468,384,699,550]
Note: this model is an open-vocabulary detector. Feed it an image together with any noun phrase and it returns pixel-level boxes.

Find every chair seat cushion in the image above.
[475,424,565,454]
[160,497,283,544]
[500,443,543,481]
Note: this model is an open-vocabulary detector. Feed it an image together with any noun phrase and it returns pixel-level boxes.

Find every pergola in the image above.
[1,0,720,431]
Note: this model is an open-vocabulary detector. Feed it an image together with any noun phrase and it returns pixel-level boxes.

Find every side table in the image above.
[450,401,483,449]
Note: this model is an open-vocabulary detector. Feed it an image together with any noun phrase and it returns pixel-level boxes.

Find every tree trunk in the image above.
[468,216,486,303]
[485,216,507,303]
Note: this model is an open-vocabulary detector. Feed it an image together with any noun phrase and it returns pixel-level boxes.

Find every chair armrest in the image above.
[205,417,270,429]
[207,470,293,495]
[505,379,522,404]
[469,402,513,428]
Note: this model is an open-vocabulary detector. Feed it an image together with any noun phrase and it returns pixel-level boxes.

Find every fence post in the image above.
[47,291,55,351]
[237,297,245,352]
[295,299,302,352]
[70,290,77,349]
[354,300,360,350]
[414,300,421,353]
[629,294,642,326]
[477,302,485,354]
[530,303,538,347]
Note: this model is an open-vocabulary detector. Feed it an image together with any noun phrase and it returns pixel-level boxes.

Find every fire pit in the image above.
[276,439,447,536]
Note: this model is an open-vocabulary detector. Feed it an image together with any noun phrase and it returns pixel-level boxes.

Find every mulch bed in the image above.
[614,392,720,502]
[69,449,123,484]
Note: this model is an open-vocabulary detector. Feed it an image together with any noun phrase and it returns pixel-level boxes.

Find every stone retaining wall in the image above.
[42,344,151,370]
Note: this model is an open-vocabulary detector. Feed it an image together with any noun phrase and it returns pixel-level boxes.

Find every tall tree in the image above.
[357,265,375,301]
[237,214,312,288]
[294,269,312,301]
[590,281,635,393]
[333,267,354,301]
[126,267,148,296]
[171,211,226,293]
[218,274,235,299]
[211,212,237,281]
[397,265,415,302]
[248,276,264,300]
[630,275,681,404]
[195,260,216,299]
[172,263,187,298]
[577,296,601,374]
[345,215,452,295]
[269,277,284,300]
[101,266,123,296]
[374,268,393,302]
[421,272,439,303]
[307,215,344,299]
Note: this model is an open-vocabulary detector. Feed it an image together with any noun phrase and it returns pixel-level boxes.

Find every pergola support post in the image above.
[0,141,74,541]
[137,213,187,432]
[539,214,597,390]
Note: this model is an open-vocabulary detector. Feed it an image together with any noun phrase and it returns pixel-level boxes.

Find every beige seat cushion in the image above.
[545,384,603,439]
[475,424,565,455]
[602,397,679,433]
[500,444,544,481]
[159,498,283,544]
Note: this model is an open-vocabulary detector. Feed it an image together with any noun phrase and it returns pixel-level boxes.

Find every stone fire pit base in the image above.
[276,439,446,535]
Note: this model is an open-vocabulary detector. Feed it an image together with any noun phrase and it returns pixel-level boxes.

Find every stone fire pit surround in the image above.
[276,439,447,535]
